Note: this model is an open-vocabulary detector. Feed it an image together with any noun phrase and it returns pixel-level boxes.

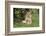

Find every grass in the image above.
[13,13,39,28]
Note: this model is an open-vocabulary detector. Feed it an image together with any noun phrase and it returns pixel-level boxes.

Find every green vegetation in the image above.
[13,8,39,28]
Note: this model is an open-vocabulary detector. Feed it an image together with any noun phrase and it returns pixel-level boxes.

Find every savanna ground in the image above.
[13,8,39,28]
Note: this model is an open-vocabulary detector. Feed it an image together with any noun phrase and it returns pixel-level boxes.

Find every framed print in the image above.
[5,1,45,36]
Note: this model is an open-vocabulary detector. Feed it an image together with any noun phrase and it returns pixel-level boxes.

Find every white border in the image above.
[10,5,42,32]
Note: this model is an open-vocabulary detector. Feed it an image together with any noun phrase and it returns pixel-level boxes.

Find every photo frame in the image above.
[5,1,45,36]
